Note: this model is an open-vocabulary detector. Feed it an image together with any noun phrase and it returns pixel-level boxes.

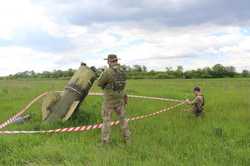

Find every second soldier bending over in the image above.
[185,86,205,117]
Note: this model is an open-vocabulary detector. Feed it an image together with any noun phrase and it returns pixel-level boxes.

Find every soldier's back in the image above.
[102,64,127,106]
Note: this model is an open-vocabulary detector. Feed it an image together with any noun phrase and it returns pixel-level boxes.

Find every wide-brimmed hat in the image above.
[104,54,120,61]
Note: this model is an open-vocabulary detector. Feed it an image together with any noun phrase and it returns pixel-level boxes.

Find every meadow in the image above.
[0,79,249,165]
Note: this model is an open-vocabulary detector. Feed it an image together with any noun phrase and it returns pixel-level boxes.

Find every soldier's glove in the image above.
[124,94,128,105]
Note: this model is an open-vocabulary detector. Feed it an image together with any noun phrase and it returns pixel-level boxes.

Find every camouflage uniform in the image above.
[97,58,130,143]
[191,95,205,116]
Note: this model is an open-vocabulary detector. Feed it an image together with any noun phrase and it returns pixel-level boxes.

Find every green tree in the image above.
[175,66,184,78]
[225,66,236,77]
[242,70,249,77]
[211,64,226,78]
[133,65,143,72]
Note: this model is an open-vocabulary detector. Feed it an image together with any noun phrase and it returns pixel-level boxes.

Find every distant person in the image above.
[97,54,130,144]
[185,87,205,117]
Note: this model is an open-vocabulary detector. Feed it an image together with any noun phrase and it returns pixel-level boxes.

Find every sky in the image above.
[0,0,250,76]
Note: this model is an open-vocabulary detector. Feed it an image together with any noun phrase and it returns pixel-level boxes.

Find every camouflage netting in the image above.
[42,64,97,122]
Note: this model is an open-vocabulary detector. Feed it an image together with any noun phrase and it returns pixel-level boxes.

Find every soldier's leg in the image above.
[195,109,203,117]
[115,104,130,142]
[101,104,112,144]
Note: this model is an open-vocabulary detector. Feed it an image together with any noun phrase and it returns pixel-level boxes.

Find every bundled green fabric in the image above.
[42,64,97,122]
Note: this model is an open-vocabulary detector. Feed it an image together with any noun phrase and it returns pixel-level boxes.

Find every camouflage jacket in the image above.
[191,95,204,112]
[97,64,127,107]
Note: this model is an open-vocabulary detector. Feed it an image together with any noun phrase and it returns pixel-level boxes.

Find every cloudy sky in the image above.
[0,0,250,76]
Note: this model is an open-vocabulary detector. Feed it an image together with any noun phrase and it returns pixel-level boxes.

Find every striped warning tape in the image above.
[0,92,49,130]
[90,92,183,103]
[0,91,184,135]
[0,92,183,130]
[0,102,184,135]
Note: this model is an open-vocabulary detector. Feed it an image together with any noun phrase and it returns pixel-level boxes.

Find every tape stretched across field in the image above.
[0,92,185,135]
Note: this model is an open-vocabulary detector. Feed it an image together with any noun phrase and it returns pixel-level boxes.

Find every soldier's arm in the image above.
[186,97,199,105]
[190,96,201,105]
[97,70,110,89]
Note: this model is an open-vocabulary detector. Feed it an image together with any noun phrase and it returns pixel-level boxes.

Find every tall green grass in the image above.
[0,79,249,165]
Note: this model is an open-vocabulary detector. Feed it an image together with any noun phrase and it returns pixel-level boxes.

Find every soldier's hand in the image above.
[185,99,190,104]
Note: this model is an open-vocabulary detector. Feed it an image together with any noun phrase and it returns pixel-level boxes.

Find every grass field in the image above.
[0,79,249,165]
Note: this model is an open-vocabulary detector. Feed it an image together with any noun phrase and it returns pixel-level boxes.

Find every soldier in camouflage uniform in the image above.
[185,87,205,117]
[97,54,130,144]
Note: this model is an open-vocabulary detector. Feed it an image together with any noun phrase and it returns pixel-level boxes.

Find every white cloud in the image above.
[0,0,65,39]
[0,46,57,75]
[0,0,250,76]
[1,23,250,75]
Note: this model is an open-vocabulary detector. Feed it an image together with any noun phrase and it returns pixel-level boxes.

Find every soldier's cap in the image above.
[104,54,120,61]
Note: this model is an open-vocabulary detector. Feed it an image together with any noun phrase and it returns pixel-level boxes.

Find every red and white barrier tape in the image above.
[90,92,183,103]
[0,92,49,130]
[0,91,184,135]
[0,102,184,135]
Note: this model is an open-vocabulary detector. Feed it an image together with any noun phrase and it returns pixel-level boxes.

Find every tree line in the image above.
[1,64,250,80]
[124,64,249,79]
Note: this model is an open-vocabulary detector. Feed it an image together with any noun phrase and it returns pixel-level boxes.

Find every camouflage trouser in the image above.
[101,103,130,143]
[193,107,203,117]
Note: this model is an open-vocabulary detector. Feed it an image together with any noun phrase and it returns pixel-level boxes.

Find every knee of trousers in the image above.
[102,115,111,122]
